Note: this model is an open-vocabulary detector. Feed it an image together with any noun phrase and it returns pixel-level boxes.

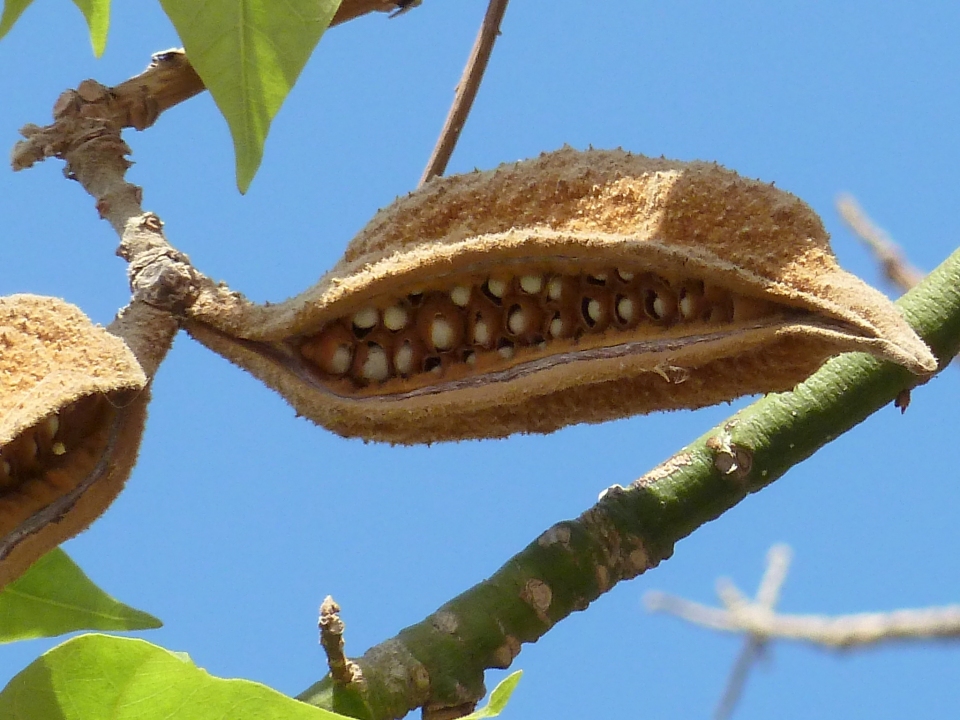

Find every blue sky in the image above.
[2,2,959,718]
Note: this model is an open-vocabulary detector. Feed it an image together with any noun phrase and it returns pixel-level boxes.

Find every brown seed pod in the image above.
[184,147,936,443]
[0,295,147,588]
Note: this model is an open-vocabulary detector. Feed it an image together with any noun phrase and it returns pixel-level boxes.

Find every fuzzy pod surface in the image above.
[0,295,148,588]
[185,148,935,443]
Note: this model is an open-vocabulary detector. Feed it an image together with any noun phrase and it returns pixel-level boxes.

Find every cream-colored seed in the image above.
[52,442,67,456]
[617,269,635,282]
[42,414,60,439]
[587,299,603,324]
[547,277,564,301]
[431,319,456,351]
[450,285,472,307]
[549,317,565,337]
[383,305,410,331]
[0,458,9,476]
[519,275,543,294]
[394,344,415,375]
[617,297,635,323]
[507,308,529,336]
[464,351,477,366]
[329,346,353,375]
[361,346,390,381]
[653,296,669,320]
[486,278,508,298]
[588,272,608,284]
[679,295,697,319]
[498,344,515,360]
[473,320,491,346]
[352,307,379,330]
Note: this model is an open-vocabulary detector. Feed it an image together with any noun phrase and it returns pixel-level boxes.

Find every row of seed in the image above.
[299,269,743,387]
[0,396,103,492]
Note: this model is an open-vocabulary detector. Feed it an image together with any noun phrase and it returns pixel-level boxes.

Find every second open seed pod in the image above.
[0,295,148,588]
[185,147,936,443]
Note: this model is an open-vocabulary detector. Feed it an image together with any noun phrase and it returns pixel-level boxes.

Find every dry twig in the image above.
[646,545,960,718]
[837,193,957,368]
[837,193,924,293]
[419,0,511,185]
[648,593,960,648]
[8,1,417,142]
[710,545,792,720]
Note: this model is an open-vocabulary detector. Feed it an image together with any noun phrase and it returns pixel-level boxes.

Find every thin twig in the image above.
[337,0,415,25]
[713,545,792,720]
[646,543,960,718]
[8,2,414,142]
[419,0,510,186]
[837,193,958,368]
[647,593,960,647]
[648,546,960,718]
[836,193,925,292]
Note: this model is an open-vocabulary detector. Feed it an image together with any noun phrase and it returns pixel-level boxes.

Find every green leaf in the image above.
[0,0,35,41]
[0,548,161,643]
[0,635,352,720]
[460,671,523,720]
[158,0,342,192]
[70,0,110,56]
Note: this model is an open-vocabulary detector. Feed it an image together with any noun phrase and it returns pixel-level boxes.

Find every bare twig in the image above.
[11,63,195,374]
[655,592,960,642]
[837,193,925,293]
[647,591,960,647]
[837,193,958,368]
[389,0,423,18]
[9,2,416,142]
[337,0,415,25]
[647,545,960,718]
[319,596,363,686]
[419,0,510,186]
[712,545,792,720]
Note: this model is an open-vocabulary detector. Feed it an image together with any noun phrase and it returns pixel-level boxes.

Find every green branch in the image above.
[298,246,960,720]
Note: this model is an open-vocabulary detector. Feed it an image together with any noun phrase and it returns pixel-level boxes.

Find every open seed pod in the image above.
[0,295,148,588]
[185,147,936,443]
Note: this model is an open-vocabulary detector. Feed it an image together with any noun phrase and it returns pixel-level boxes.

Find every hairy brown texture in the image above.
[0,295,148,588]
[185,148,935,443]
